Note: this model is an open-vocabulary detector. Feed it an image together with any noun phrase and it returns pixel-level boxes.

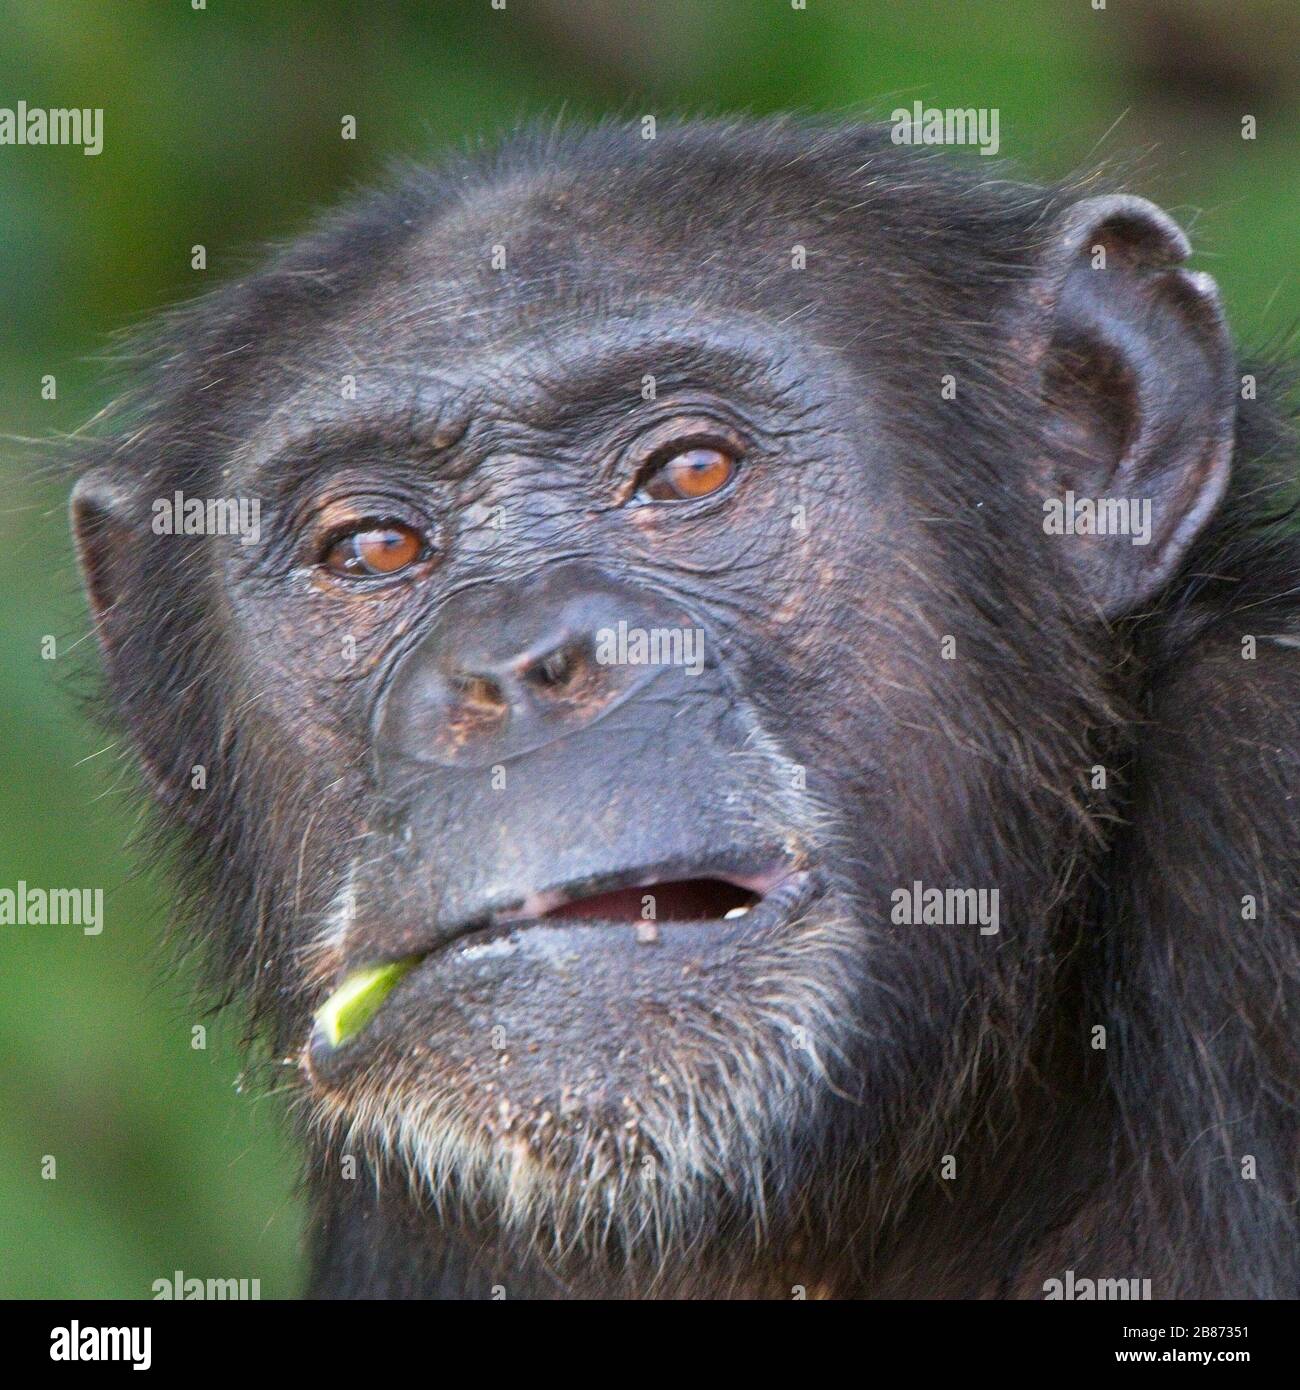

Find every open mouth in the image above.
[309,864,814,1057]
[527,876,760,924]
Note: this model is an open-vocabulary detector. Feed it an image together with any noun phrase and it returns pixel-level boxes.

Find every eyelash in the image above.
[640,433,733,473]
[627,421,748,493]
[271,488,432,580]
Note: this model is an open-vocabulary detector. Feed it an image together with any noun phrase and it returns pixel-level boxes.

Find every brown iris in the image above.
[323,521,426,578]
[642,446,737,502]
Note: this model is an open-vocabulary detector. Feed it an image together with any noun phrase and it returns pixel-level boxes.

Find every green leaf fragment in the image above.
[315,958,419,1049]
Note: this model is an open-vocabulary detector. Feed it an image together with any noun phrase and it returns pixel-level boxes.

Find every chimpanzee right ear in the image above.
[1019,194,1237,617]
[71,468,189,809]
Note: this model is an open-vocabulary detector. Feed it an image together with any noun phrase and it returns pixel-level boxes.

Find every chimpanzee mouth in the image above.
[517,876,761,924]
[308,865,817,1061]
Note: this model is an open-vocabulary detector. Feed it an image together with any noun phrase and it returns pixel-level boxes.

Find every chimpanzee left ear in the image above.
[1025,194,1236,616]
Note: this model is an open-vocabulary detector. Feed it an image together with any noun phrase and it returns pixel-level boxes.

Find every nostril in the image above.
[531,648,573,689]
[450,672,508,714]
[523,638,590,693]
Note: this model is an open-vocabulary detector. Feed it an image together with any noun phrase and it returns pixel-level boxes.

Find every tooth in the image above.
[313,957,420,1050]
[724,905,751,920]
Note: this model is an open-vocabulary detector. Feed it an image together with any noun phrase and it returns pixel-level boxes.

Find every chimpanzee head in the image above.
[70,119,1238,1292]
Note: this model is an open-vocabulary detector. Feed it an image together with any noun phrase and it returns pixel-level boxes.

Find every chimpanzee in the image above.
[70,117,1299,1298]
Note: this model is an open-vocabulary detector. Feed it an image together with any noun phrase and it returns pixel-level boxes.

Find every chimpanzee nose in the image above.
[445,632,596,717]
[375,564,704,768]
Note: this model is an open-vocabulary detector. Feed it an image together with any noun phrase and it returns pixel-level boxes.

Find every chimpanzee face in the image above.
[72,123,1234,1278]
[235,209,957,1256]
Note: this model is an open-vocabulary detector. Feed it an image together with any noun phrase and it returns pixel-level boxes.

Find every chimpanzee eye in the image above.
[640,446,738,502]
[321,521,428,578]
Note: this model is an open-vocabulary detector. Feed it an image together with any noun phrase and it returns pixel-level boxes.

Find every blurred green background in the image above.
[0,0,1295,1298]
